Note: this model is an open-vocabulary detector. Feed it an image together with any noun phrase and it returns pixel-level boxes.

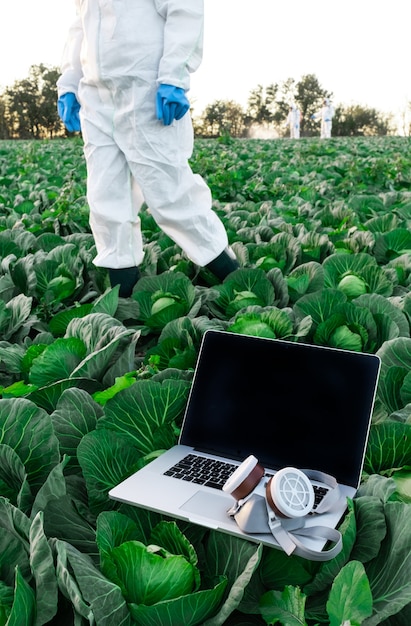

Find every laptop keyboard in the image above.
[312,485,329,510]
[164,454,237,490]
[164,454,328,509]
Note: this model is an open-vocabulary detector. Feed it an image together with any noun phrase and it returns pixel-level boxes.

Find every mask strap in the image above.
[227,484,264,517]
[266,505,298,556]
[290,525,343,561]
[265,498,343,561]
[301,469,341,514]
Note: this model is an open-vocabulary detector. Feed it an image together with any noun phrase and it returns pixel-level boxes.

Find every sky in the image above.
[1,0,410,122]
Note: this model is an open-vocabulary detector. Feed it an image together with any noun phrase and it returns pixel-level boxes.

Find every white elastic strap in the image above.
[290,525,343,561]
[265,495,343,561]
[301,469,342,514]
[227,490,258,517]
[227,502,241,517]
[267,512,297,556]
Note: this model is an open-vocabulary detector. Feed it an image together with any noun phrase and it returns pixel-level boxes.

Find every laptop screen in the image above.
[180,331,380,488]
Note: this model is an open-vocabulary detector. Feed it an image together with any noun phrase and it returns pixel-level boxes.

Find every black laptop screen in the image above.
[180,331,380,488]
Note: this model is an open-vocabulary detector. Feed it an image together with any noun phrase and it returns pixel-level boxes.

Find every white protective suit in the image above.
[57,0,229,269]
[287,105,301,139]
[314,98,335,139]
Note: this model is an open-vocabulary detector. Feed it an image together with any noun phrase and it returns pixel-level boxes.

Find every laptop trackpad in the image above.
[180,490,232,519]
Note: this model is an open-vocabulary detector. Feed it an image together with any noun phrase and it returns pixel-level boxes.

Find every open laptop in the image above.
[109,329,381,558]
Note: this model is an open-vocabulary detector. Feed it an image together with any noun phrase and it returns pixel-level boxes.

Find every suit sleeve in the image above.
[154,0,204,91]
[56,0,84,98]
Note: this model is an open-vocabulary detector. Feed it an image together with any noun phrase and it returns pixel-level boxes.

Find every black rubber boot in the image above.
[108,267,140,297]
[205,249,239,280]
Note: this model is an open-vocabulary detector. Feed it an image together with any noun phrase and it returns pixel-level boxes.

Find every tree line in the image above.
[0,65,404,140]
[194,74,399,138]
[0,65,62,140]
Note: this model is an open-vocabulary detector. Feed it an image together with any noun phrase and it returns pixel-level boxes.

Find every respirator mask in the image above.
[222,455,343,561]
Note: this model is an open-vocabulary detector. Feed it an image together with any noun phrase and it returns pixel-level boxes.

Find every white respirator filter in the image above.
[222,454,265,500]
[265,467,315,518]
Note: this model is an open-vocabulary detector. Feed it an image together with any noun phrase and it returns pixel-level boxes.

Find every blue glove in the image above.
[156,84,190,126]
[57,92,81,132]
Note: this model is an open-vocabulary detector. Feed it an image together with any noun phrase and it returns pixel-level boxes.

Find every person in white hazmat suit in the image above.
[286,104,302,139]
[312,98,335,139]
[56,0,239,297]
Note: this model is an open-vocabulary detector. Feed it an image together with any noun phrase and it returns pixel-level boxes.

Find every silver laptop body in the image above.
[109,330,381,558]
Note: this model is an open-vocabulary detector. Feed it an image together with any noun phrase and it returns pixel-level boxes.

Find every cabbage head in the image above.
[227,307,310,341]
[228,314,277,339]
[313,307,374,353]
[132,271,198,331]
[206,268,276,320]
[329,324,363,351]
[338,273,368,298]
[323,253,393,299]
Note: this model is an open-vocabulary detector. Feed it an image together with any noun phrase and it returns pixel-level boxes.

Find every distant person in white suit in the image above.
[312,98,335,138]
[287,104,302,139]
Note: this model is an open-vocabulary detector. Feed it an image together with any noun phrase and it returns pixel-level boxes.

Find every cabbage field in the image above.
[1,135,411,625]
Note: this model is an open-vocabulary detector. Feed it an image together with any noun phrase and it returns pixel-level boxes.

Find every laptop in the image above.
[109,329,381,558]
